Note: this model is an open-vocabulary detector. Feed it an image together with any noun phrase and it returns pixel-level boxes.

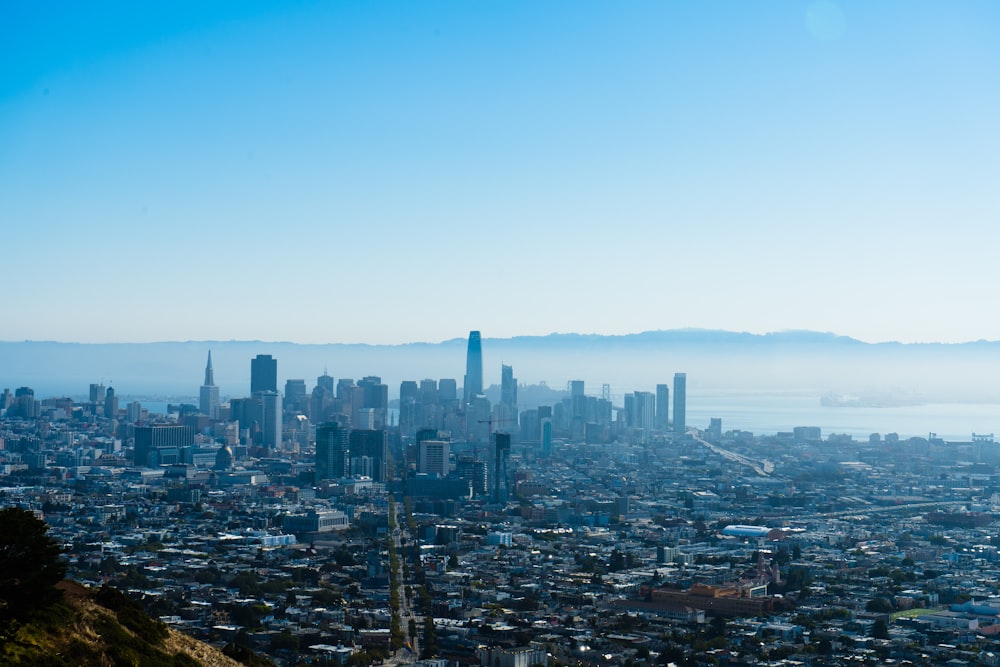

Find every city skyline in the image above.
[3,2,1000,345]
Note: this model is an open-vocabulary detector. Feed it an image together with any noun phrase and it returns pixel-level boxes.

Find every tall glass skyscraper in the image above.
[250,354,277,394]
[500,364,517,428]
[463,330,483,405]
[673,372,687,434]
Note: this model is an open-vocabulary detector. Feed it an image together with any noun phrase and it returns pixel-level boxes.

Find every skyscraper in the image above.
[284,379,308,415]
[104,386,118,420]
[315,421,349,482]
[673,372,686,434]
[257,390,282,451]
[463,330,483,405]
[493,432,511,504]
[634,391,656,432]
[349,429,389,482]
[655,383,669,430]
[499,364,517,430]
[250,354,277,394]
[200,350,220,419]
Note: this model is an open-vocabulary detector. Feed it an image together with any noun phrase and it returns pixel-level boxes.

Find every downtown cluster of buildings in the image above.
[5,332,1000,666]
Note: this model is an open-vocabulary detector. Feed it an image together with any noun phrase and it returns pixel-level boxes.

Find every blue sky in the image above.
[2,1,998,344]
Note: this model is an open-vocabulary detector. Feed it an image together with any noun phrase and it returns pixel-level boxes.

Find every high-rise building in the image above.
[104,386,118,420]
[656,383,669,430]
[12,387,39,419]
[315,421,349,482]
[456,455,489,496]
[493,432,511,504]
[250,354,277,394]
[200,351,220,419]
[438,378,458,404]
[256,390,282,451]
[349,429,389,482]
[134,424,194,468]
[126,400,143,423]
[634,391,656,433]
[540,418,553,457]
[359,376,388,428]
[499,364,517,430]
[419,439,450,477]
[673,372,687,434]
[311,377,335,425]
[463,330,483,405]
[399,381,420,438]
[570,380,587,421]
[284,379,308,415]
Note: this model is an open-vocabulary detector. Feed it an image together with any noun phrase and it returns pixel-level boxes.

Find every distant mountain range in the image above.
[2,330,999,402]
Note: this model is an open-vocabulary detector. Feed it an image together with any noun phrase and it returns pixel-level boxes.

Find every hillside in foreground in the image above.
[1,580,258,667]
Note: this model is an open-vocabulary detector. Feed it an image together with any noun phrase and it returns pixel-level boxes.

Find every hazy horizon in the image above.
[4,330,1000,410]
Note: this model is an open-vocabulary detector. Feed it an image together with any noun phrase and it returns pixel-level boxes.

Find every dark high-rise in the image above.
[315,421,349,482]
[349,429,389,482]
[250,354,277,394]
[463,330,483,405]
[673,372,686,434]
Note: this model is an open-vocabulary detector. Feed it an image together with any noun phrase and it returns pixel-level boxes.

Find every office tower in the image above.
[520,408,539,443]
[256,391,282,451]
[493,432,511,504]
[104,386,118,419]
[311,377,335,425]
[315,421,349,482]
[336,378,355,399]
[420,379,438,405]
[541,419,553,457]
[456,456,489,496]
[463,330,483,405]
[656,383,669,430]
[467,394,492,443]
[284,379,307,415]
[438,378,457,403]
[349,429,389,482]
[500,364,517,430]
[419,379,439,431]
[419,439,450,477]
[673,372,687,434]
[399,381,419,438]
[316,372,334,393]
[623,393,635,428]
[89,383,105,404]
[415,427,438,470]
[200,351,220,419]
[12,387,39,419]
[634,391,656,432]
[126,401,142,423]
[134,424,194,468]
[250,354,277,394]
[570,380,587,421]
[359,376,388,428]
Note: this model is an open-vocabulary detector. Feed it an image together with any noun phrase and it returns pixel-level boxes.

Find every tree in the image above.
[421,615,439,658]
[866,597,894,614]
[0,507,66,622]
[872,618,890,640]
